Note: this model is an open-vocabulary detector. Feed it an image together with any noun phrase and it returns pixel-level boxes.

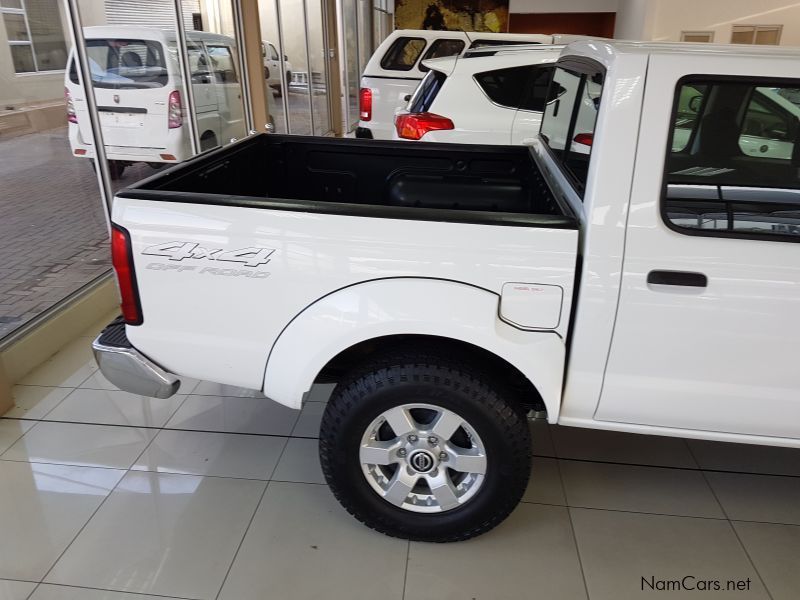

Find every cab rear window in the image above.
[69,39,167,88]
[540,63,604,198]
[380,37,426,71]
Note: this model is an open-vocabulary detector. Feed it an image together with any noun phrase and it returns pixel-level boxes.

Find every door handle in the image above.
[647,270,708,288]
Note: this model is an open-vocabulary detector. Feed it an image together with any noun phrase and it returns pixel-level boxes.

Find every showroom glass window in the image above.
[540,62,605,198]
[663,77,800,241]
[1,0,68,73]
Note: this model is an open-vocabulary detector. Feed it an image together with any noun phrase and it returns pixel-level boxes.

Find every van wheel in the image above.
[319,350,531,542]
[200,132,218,152]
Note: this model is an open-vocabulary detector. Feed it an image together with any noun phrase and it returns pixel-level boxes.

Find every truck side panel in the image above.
[117,198,578,398]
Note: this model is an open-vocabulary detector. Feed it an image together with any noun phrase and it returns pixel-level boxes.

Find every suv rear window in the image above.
[69,39,168,88]
[540,63,605,197]
[663,77,800,242]
[419,39,465,72]
[474,65,554,111]
[408,70,447,113]
[469,40,540,49]
[380,37,426,71]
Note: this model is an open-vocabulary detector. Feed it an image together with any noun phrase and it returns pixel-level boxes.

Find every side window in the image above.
[518,66,554,112]
[207,45,238,83]
[380,37,426,71]
[663,78,800,241]
[418,39,465,72]
[474,65,531,109]
[469,40,539,49]
[540,64,604,197]
[268,43,279,61]
[188,44,211,83]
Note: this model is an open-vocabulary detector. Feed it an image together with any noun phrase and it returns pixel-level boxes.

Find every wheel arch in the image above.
[262,278,565,421]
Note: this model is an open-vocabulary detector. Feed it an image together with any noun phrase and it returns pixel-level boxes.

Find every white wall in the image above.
[509,0,618,15]
[650,0,800,45]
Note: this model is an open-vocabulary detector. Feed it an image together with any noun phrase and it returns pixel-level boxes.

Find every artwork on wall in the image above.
[394,0,509,33]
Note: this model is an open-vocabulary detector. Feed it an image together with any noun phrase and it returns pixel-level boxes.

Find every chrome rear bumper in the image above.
[92,320,180,399]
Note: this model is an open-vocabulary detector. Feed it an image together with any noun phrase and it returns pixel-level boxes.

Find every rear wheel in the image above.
[319,350,531,542]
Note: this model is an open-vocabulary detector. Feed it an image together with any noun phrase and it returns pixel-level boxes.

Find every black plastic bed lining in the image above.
[117,134,579,229]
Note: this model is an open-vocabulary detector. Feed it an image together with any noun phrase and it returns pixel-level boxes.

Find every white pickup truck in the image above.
[94,41,800,542]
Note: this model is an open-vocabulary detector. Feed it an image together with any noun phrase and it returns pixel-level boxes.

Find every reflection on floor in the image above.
[1,314,799,599]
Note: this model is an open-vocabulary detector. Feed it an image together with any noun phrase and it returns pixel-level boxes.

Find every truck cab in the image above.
[93,40,800,542]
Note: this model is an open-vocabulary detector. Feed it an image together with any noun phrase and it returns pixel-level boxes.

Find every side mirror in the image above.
[553,98,560,117]
[284,54,288,61]
[688,95,702,113]
[403,94,411,102]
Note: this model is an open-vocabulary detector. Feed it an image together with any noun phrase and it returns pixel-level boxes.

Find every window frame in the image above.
[1,0,67,74]
[379,36,426,72]
[660,74,800,244]
[539,56,606,199]
[418,38,465,73]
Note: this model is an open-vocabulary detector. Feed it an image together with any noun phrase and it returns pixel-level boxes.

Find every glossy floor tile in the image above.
[1,421,156,470]
[571,508,769,600]
[43,388,186,428]
[0,461,124,581]
[705,471,800,525]
[16,338,97,388]
[5,386,71,420]
[406,503,587,600]
[271,437,325,484]
[219,481,408,600]
[559,460,724,518]
[132,429,287,479]
[551,426,698,468]
[164,394,298,435]
[30,585,186,600]
[732,521,800,600]
[4,338,800,600]
[45,471,266,600]
[0,580,36,600]
[0,419,33,454]
[688,438,800,477]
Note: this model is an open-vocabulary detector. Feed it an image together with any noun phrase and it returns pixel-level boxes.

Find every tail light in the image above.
[168,90,183,129]
[111,225,143,325]
[359,87,372,121]
[395,112,454,141]
[65,87,77,124]
[573,133,594,146]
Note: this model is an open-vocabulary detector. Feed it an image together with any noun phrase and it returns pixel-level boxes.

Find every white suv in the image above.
[392,45,562,144]
[357,30,570,140]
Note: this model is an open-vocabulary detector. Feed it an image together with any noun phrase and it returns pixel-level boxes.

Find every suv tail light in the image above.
[573,133,594,146]
[359,87,372,121]
[168,90,183,129]
[111,225,143,325]
[65,87,77,124]
[395,112,454,140]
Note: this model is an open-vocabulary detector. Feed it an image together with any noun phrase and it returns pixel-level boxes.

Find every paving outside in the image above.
[0,90,326,340]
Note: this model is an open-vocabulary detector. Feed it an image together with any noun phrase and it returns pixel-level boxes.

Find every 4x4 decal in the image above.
[142,242,274,268]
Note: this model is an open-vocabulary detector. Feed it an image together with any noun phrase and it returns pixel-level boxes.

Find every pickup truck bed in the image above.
[124,134,575,228]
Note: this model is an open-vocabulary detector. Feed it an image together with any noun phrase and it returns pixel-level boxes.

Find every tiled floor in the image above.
[1,317,799,599]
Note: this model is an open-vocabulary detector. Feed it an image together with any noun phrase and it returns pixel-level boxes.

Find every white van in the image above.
[261,40,293,96]
[66,26,245,179]
[357,29,584,140]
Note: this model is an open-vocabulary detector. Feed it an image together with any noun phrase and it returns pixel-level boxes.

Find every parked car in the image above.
[391,44,562,144]
[357,29,585,140]
[93,41,800,542]
[261,40,293,96]
[66,26,245,179]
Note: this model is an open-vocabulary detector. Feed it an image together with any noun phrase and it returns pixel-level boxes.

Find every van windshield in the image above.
[69,39,168,89]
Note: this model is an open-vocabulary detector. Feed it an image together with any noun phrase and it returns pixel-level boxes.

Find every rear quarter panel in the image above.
[116,198,578,393]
